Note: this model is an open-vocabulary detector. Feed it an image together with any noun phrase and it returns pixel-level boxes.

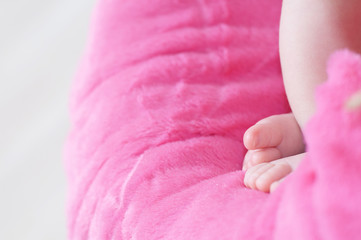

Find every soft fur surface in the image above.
[65,0,361,239]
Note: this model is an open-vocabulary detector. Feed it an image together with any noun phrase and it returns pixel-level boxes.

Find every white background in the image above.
[0,0,96,239]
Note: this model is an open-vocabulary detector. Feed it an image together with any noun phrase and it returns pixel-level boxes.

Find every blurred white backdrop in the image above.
[0,0,96,239]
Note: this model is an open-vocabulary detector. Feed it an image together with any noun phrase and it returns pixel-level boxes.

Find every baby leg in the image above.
[244,0,361,193]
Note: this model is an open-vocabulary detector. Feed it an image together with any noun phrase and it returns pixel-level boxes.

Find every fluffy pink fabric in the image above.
[65,0,361,239]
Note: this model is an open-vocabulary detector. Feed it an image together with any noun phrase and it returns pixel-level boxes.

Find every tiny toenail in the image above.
[242,162,247,171]
[243,152,253,170]
[247,160,252,170]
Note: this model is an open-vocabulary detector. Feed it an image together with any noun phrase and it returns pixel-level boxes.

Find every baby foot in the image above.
[243,113,304,170]
[244,153,304,192]
[242,113,305,192]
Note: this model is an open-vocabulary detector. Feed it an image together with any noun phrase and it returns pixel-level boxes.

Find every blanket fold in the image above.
[66,0,361,239]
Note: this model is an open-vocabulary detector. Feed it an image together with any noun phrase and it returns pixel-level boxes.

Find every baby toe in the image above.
[255,163,292,192]
[244,163,274,190]
[243,148,282,171]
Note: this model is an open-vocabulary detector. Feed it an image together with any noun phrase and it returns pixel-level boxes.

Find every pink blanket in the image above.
[65,0,361,239]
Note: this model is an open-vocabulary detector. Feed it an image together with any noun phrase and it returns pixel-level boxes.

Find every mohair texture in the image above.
[65,0,361,239]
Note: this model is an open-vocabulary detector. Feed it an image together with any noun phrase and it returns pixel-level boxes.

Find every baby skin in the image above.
[243,114,305,192]
[243,0,361,192]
